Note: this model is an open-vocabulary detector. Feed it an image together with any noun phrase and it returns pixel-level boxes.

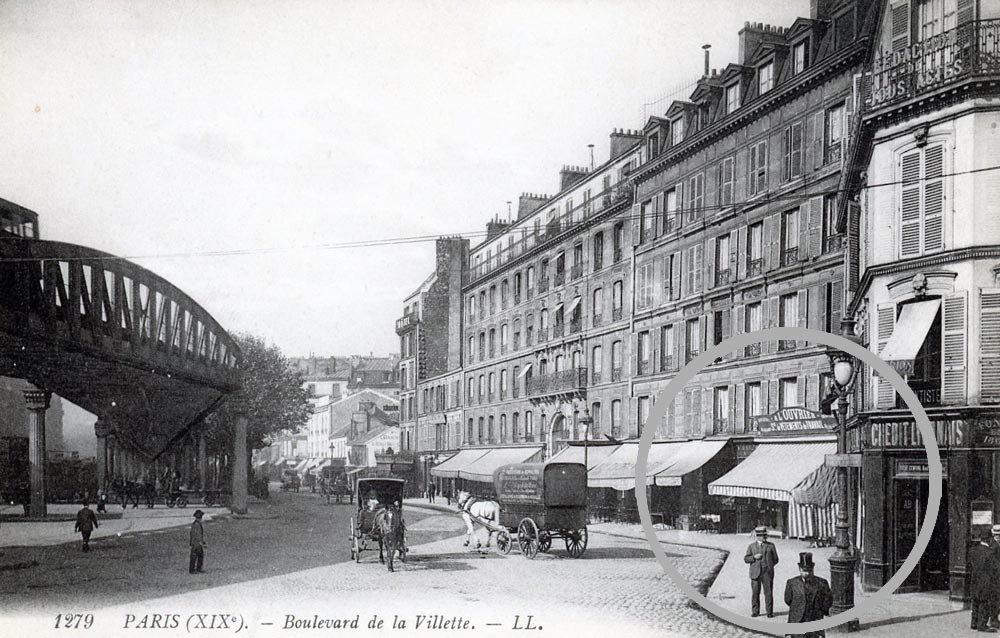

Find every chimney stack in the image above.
[559,165,589,191]
[702,44,711,77]
[609,128,643,159]
[517,193,549,221]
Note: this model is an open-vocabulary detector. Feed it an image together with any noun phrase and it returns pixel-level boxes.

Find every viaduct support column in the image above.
[198,433,208,491]
[231,408,248,515]
[24,389,51,518]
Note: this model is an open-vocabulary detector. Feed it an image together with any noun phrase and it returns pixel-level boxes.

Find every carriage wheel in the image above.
[537,530,551,553]
[166,498,175,509]
[496,529,512,555]
[564,527,588,558]
[517,518,539,560]
[178,497,188,508]
[349,517,361,563]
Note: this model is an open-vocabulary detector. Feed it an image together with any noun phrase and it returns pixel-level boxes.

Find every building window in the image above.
[714,386,730,434]
[718,157,735,207]
[467,418,474,444]
[637,396,650,436]
[725,83,740,114]
[514,272,522,303]
[501,280,509,307]
[478,417,484,444]
[613,223,624,262]
[593,232,604,271]
[671,117,684,145]
[573,242,584,279]
[715,233,731,286]
[664,188,679,233]
[590,402,602,436]
[467,378,474,402]
[782,121,803,181]
[825,103,845,164]
[611,340,623,381]
[499,415,506,443]
[489,328,496,357]
[479,290,486,318]
[821,194,840,253]
[637,263,654,310]
[758,61,774,94]
[592,287,603,324]
[500,368,508,399]
[468,336,475,364]
[745,302,762,356]
[899,144,945,258]
[662,253,676,301]
[526,266,535,298]
[525,411,533,439]
[612,280,623,320]
[640,200,654,243]
[592,345,603,382]
[488,372,496,401]
[779,293,799,351]
[686,317,701,362]
[745,382,762,430]
[638,331,651,375]
[526,313,534,345]
[713,311,725,348]
[512,412,520,442]
[747,222,763,276]
[792,41,808,74]
[686,173,704,222]
[748,140,767,196]
[611,399,622,437]
[540,309,549,341]
[479,332,486,359]
[779,377,800,408]
[684,244,703,296]
[684,388,702,436]
[660,324,675,370]
[468,295,476,322]
[781,208,799,265]
[501,323,509,351]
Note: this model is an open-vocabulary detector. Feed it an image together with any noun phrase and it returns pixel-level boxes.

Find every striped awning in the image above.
[708,441,836,502]
[587,441,689,491]
[292,458,310,473]
[652,439,728,487]
[878,299,940,377]
[430,449,489,479]
[790,463,837,506]
[459,446,545,483]
[547,443,621,471]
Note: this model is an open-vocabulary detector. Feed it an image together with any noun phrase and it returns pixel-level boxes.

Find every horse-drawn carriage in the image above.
[349,478,407,571]
[458,462,589,559]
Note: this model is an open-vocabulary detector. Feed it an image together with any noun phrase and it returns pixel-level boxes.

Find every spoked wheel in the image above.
[177,496,188,508]
[565,527,588,558]
[166,499,176,509]
[496,529,512,555]
[349,517,361,563]
[537,530,552,553]
[517,518,539,560]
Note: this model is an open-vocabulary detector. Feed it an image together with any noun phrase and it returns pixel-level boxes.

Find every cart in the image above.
[349,478,407,566]
[491,462,589,559]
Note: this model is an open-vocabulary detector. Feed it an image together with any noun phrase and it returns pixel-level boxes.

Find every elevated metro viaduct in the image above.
[0,198,245,516]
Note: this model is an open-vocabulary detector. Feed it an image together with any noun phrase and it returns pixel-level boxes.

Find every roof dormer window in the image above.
[792,41,808,74]
[671,117,684,146]
[758,61,774,94]
[725,83,740,115]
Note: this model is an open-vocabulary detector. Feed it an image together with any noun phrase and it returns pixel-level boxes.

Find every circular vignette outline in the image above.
[634,326,941,634]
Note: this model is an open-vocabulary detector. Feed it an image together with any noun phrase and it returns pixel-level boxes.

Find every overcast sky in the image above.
[0,0,807,359]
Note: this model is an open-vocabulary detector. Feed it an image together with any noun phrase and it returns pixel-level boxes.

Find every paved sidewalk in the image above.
[591,522,967,637]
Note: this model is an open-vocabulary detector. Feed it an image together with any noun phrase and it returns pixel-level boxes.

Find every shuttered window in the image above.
[942,294,967,404]
[982,291,1000,403]
[783,122,804,181]
[749,141,767,196]
[876,304,896,408]
[687,173,705,222]
[899,144,945,258]
[891,1,910,53]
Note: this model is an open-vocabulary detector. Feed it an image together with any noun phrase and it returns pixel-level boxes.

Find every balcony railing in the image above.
[571,263,584,279]
[715,268,731,287]
[744,343,761,357]
[538,277,550,293]
[592,313,603,327]
[823,234,844,254]
[865,20,1000,112]
[526,368,588,397]
[612,307,623,321]
[611,367,623,382]
[661,355,674,371]
[613,247,623,263]
[686,349,700,363]
[592,370,602,384]
[395,313,418,333]
[512,385,520,399]
[554,271,565,286]
[748,258,763,277]
[780,247,798,267]
[637,361,651,376]
[569,318,582,334]
[514,292,522,304]
[553,323,564,338]
[778,340,797,352]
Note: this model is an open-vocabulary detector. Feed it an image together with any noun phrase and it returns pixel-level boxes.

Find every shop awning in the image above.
[292,459,310,473]
[346,467,366,476]
[254,457,270,468]
[878,299,940,376]
[566,296,582,314]
[518,363,533,378]
[652,439,729,487]
[315,458,333,471]
[305,457,323,470]
[548,443,621,471]
[790,463,837,506]
[708,441,836,502]
[587,442,688,491]
[459,446,545,483]
[430,449,490,479]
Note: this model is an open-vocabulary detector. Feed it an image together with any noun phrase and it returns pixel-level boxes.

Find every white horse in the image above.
[456,490,500,550]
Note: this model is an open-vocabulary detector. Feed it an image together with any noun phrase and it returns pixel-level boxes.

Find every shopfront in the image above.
[854,413,1000,600]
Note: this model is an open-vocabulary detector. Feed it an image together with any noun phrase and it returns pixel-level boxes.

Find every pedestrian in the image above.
[444,486,452,506]
[745,525,779,618]
[96,485,108,513]
[189,509,206,573]
[988,525,1000,629]
[969,533,998,632]
[783,552,832,638]
[74,501,99,552]
[428,483,436,503]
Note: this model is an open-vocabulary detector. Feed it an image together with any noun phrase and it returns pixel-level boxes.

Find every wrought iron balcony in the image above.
[612,307,623,322]
[591,370,602,385]
[395,313,418,334]
[613,247,623,263]
[823,234,844,254]
[715,269,731,287]
[571,263,584,279]
[611,367,623,382]
[661,355,674,371]
[778,340,797,352]
[538,277,550,293]
[748,258,763,277]
[637,361,651,376]
[592,313,603,327]
[744,343,761,357]
[780,247,798,267]
[569,318,581,334]
[865,20,1000,112]
[553,323,564,338]
[526,368,588,398]
[554,271,565,286]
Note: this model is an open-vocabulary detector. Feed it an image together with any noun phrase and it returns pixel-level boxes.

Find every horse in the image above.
[456,490,500,551]
[373,504,405,572]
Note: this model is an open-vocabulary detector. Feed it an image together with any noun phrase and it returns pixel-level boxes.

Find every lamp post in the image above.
[826,318,861,633]
[578,406,593,515]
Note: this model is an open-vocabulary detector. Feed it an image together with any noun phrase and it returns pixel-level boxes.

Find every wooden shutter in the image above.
[705,237,716,290]
[900,150,922,258]
[957,0,975,25]
[675,181,684,229]
[735,304,745,359]
[876,304,896,408]
[813,284,825,332]
[798,289,809,346]
[729,229,739,282]
[830,281,843,331]
[811,111,825,170]
[847,201,861,292]
[923,145,944,253]
[631,202,642,246]
[694,244,704,294]
[981,290,1000,403]
[942,293,967,404]
[808,196,823,259]
[735,383,746,433]
[891,2,910,53]
[671,251,682,300]
[737,226,748,280]
[735,147,747,203]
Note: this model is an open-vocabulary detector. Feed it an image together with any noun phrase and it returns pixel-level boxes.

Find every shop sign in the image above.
[751,408,836,434]
[976,418,1000,447]
[894,459,948,478]
[493,465,543,504]
[865,419,968,449]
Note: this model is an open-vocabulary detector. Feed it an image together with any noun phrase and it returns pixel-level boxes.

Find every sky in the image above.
[0,0,809,360]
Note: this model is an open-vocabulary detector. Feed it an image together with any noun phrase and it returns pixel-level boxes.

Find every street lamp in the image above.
[578,406,593,513]
[825,317,861,632]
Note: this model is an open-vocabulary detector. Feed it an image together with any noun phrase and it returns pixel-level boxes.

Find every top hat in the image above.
[193,510,204,518]
[798,552,816,569]
[992,524,1000,534]
[754,526,768,536]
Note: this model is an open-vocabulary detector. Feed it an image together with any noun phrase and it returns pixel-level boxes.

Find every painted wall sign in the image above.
[894,459,948,478]
[751,407,836,434]
[493,465,544,503]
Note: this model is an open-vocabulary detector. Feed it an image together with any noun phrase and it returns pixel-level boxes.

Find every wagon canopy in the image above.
[356,478,406,507]
[493,462,586,507]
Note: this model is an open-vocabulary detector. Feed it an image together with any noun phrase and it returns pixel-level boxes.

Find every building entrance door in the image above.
[893,478,949,592]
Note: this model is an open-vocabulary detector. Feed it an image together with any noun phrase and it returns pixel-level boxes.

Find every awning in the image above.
[566,296,582,314]
[878,299,940,376]
[708,441,836,502]
[790,463,837,506]
[548,443,621,471]
[430,449,490,479]
[254,458,270,468]
[315,458,333,471]
[587,441,688,491]
[292,459,310,473]
[305,458,323,470]
[652,439,729,487]
[346,467,366,476]
[553,301,564,312]
[459,446,545,483]
[517,363,533,378]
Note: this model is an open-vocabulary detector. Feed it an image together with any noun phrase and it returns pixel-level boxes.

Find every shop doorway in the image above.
[893,478,949,592]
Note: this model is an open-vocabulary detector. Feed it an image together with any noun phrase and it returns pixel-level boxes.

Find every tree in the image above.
[202,333,311,452]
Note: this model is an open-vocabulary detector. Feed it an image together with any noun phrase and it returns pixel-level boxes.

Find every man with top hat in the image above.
[745,525,780,617]
[969,530,998,632]
[784,552,833,637]
[189,510,206,574]
[987,525,1000,629]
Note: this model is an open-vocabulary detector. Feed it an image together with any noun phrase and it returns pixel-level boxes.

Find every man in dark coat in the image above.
[988,525,1000,629]
[784,552,833,637]
[969,533,998,631]
[189,510,206,573]
[745,525,780,617]
[74,501,99,552]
